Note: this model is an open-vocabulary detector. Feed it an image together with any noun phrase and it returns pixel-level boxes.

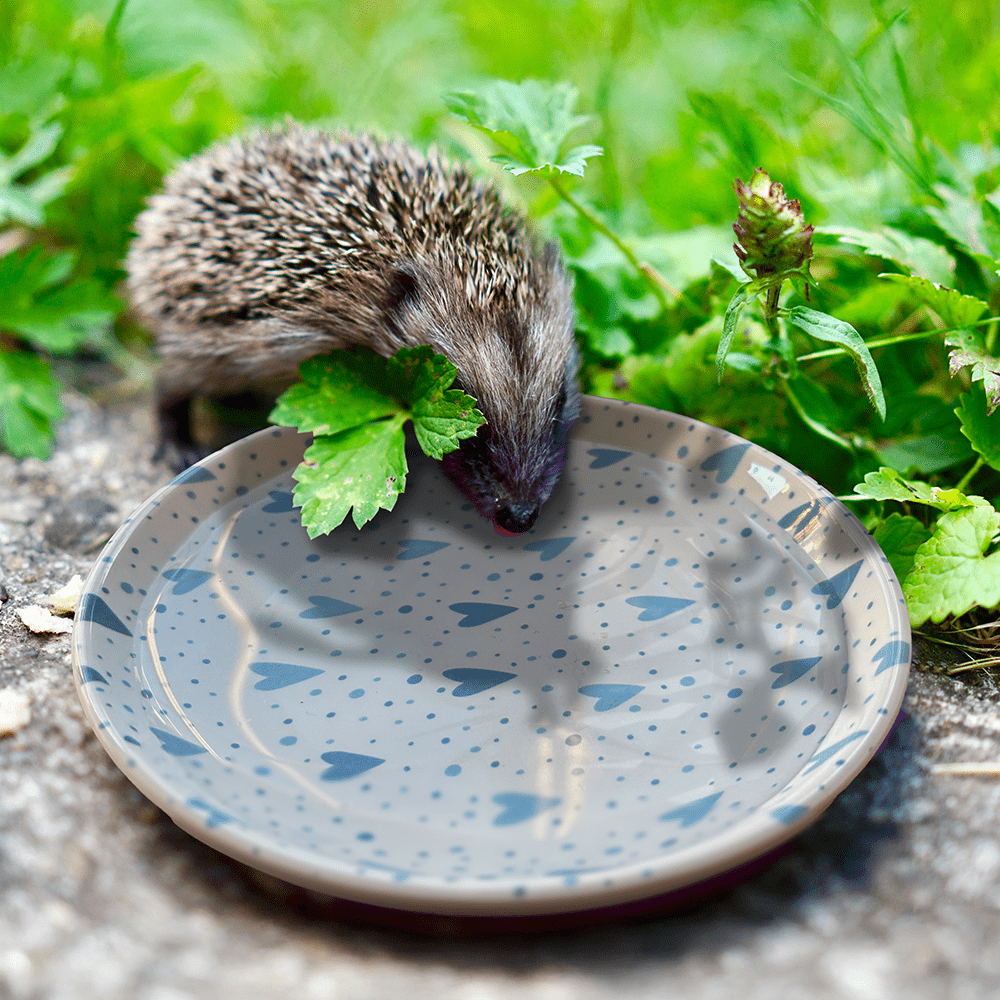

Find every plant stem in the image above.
[986,289,999,355]
[955,456,986,493]
[546,174,669,313]
[796,326,941,362]
[763,283,782,332]
[782,377,854,452]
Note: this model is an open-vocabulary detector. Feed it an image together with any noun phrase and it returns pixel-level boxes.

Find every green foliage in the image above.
[0,243,118,457]
[903,501,1000,626]
[872,513,932,584]
[3,0,1000,636]
[443,79,602,178]
[270,347,485,536]
[785,305,886,419]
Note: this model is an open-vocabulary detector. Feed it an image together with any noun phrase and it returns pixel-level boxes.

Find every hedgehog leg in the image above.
[153,389,210,472]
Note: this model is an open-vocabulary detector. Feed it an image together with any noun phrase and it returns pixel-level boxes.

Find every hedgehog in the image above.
[126,123,580,535]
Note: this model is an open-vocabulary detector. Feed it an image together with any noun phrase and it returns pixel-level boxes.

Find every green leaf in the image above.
[292,417,408,536]
[853,467,976,511]
[873,434,973,476]
[926,184,1000,260]
[0,350,63,460]
[444,79,602,177]
[271,347,486,535]
[0,252,119,354]
[411,388,487,459]
[0,188,45,227]
[956,389,1000,471]
[872,512,933,583]
[1,123,64,183]
[784,305,886,419]
[904,501,1000,625]
[269,354,400,436]
[721,352,762,372]
[819,225,955,286]
[0,122,72,228]
[946,329,1000,414]
[878,274,988,329]
[386,346,456,403]
[716,283,752,381]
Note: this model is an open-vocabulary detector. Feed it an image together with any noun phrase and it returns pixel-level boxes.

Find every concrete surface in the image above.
[2,391,1000,1000]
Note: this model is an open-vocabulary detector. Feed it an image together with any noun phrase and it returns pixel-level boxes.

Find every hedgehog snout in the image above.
[437,423,571,535]
[493,501,541,535]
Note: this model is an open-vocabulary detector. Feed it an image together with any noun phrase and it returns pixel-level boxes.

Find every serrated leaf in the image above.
[872,512,933,583]
[926,184,1000,260]
[0,350,63,459]
[716,283,752,381]
[293,417,408,536]
[853,467,976,510]
[411,387,486,460]
[956,389,1000,471]
[386,345,455,403]
[904,502,1000,625]
[270,353,400,436]
[445,79,602,177]
[273,346,485,536]
[820,225,955,286]
[784,305,886,419]
[492,144,603,178]
[879,273,988,329]
[946,329,1000,414]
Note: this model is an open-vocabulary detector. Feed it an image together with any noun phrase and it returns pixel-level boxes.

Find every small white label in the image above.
[748,462,787,499]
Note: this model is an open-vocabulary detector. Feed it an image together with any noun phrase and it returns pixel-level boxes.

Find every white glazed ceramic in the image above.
[72,396,910,915]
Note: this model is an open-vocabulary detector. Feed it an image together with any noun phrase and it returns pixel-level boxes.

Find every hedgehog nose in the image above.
[494,502,540,535]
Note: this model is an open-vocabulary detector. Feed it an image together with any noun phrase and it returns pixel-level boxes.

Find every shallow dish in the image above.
[72,396,910,916]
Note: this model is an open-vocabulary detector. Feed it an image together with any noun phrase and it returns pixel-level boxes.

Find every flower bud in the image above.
[733,169,813,284]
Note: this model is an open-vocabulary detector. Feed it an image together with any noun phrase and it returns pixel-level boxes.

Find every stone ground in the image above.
[3,391,1000,1000]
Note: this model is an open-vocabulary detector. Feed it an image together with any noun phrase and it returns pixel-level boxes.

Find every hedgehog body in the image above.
[127,124,580,533]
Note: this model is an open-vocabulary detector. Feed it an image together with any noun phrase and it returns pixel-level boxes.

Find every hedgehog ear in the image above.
[385,267,420,313]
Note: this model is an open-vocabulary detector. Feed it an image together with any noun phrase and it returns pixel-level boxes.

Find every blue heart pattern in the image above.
[522,537,575,561]
[811,559,863,609]
[448,602,519,627]
[586,447,631,469]
[162,568,213,596]
[442,668,517,697]
[397,539,451,560]
[659,791,722,827]
[625,595,695,621]
[250,661,325,691]
[699,443,750,483]
[492,792,561,827]
[299,596,363,618]
[578,684,644,711]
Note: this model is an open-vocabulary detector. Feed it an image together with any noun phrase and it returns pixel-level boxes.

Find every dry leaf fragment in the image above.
[0,690,31,737]
[48,574,83,615]
[17,605,74,634]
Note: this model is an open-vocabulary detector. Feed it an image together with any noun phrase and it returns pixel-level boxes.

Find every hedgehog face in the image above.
[380,260,579,533]
[438,382,578,534]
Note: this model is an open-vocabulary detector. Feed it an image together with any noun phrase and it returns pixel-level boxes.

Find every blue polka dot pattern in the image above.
[72,399,910,915]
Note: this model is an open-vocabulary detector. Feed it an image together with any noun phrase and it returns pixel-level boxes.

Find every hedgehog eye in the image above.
[385,267,420,313]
